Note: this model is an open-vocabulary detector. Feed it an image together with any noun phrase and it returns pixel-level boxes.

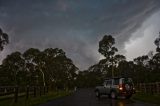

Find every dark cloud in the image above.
[0,0,160,70]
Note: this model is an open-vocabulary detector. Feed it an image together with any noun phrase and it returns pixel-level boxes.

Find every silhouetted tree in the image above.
[154,32,160,52]
[2,52,26,85]
[23,48,50,86]
[99,35,118,77]
[0,28,9,51]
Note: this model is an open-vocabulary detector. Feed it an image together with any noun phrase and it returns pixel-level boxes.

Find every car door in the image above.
[105,80,112,94]
[100,81,107,94]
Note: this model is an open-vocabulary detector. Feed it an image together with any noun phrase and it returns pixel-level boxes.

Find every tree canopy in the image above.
[98,35,118,59]
[0,47,78,90]
[0,28,9,51]
[154,32,160,52]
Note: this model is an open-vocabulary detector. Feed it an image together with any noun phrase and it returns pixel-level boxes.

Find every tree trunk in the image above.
[111,57,114,78]
[39,69,45,86]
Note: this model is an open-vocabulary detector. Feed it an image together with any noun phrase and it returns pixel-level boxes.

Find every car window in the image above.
[106,80,112,85]
[114,79,119,85]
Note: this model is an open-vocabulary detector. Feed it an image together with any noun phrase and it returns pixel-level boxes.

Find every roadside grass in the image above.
[0,90,72,106]
[132,92,160,105]
[0,93,26,100]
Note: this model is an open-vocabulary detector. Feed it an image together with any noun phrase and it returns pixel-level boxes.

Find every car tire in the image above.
[95,90,101,98]
[110,91,117,99]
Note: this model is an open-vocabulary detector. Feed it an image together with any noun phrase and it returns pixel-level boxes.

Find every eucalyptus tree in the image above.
[42,48,78,89]
[113,54,126,76]
[42,48,66,87]
[23,48,45,86]
[152,32,160,78]
[2,52,25,85]
[98,35,118,77]
[48,49,77,89]
[152,53,160,72]
[0,65,12,85]
[114,54,126,65]
[59,56,78,89]
[147,33,160,81]
[0,28,9,51]
[0,47,78,88]
[133,55,150,83]
[154,32,160,52]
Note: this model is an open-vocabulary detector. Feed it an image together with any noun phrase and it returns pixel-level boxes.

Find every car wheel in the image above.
[95,90,100,98]
[110,91,117,99]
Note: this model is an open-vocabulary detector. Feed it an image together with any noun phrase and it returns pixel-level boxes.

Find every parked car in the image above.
[95,77,135,99]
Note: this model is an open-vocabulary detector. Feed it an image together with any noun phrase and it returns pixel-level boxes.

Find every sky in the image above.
[0,0,160,70]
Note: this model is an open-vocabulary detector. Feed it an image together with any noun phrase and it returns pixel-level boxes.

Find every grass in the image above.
[0,90,72,106]
[132,92,160,105]
[0,93,26,100]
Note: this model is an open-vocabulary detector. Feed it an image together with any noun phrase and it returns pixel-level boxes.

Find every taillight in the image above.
[119,84,123,90]
[119,87,123,90]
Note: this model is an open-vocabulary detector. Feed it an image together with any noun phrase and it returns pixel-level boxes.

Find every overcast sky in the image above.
[0,0,160,70]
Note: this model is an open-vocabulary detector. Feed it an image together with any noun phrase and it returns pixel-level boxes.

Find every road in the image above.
[39,88,158,106]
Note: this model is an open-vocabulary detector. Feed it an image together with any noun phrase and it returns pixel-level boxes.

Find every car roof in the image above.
[105,77,131,80]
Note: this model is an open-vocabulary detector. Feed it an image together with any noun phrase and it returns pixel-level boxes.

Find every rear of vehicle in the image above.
[95,77,135,99]
[118,78,135,98]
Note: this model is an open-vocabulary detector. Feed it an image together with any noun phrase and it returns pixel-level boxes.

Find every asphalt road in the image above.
[39,88,158,106]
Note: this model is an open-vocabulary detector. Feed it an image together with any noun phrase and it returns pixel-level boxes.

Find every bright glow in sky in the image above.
[125,11,160,60]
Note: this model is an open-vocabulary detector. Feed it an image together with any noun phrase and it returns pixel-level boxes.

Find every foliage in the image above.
[98,35,125,78]
[98,35,118,59]
[0,28,9,51]
[0,48,78,90]
[154,32,160,52]
[1,52,25,85]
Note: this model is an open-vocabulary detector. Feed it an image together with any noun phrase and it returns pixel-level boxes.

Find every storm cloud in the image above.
[0,0,160,70]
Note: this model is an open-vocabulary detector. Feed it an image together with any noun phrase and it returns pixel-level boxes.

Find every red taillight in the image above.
[119,84,124,90]
[119,87,123,90]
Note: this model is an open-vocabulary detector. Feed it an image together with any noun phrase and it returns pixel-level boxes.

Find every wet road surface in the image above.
[39,88,158,106]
